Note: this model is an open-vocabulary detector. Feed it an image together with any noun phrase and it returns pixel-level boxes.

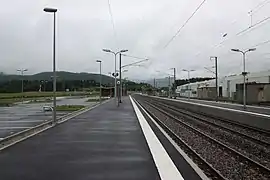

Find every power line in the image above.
[236,16,270,36]
[163,0,207,49]
[122,54,148,60]
[214,16,270,49]
[253,39,270,47]
[107,0,118,48]
[250,0,270,14]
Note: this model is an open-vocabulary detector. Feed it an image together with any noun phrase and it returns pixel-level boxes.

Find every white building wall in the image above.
[177,70,270,99]
[176,79,217,98]
[220,70,270,99]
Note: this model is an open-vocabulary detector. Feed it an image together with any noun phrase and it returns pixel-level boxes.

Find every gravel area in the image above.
[152,101,270,169]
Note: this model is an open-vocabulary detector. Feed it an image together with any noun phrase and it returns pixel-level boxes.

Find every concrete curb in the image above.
[0,99,111,151]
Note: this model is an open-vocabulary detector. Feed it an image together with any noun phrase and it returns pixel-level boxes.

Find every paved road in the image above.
[0,97,161,180]
[0,97,97,139]
[176,97,270,116]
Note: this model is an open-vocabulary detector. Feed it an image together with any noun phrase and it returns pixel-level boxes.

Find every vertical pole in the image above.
[168,76,170,98]
[188,71,190,100]
[53,12,57,124]
[119,53,122,103]
[44,81,46,92]
[114,54,117,102]
[99,62,102,103]
[243,52,246,109]
[154,78,156,96]
[21,70,24,103]
[215,57,218,101]
[173,68,176,98]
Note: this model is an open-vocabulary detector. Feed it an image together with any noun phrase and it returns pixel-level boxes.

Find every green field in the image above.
[0,91,92,99]
[55,105,85,111]
[86,97,108,102]
[0,91,96,106]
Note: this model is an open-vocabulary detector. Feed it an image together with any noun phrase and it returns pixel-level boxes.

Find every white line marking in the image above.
[153,96,270,118]
[0,127,31,130]
[177,97,270,110]
[133,98,209,180]
[130,96,184,180]
[0,120,45,123]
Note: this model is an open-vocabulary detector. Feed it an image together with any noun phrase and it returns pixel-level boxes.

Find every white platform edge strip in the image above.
[177,97,270,110]
[153,96,270,118]
[129,96,184,180]
[132,97,210,180]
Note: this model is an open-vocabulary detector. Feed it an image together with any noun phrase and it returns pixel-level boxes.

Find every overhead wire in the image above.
[163,0,207,49]
[122,54,148,60]
[253,39,270,48]
[250,0,270,14]
[107,0,118,49]
[189,0,270,60]
[235,16,270,36]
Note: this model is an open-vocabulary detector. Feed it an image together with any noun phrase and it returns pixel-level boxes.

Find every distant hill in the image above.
[0,71,114,84]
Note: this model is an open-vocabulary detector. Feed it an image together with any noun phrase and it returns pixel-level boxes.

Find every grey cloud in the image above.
[1,0,270,81]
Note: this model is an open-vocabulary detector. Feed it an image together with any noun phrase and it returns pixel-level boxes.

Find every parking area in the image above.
[0,97,97,139]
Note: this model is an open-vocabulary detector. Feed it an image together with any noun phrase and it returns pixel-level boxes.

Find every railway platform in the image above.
[0,96,202,180]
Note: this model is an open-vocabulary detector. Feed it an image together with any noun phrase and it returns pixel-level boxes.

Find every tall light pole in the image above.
[102,49,128,105]
[96,60,102,103]
[170,68,176,98]
[231,48,256,109]
[168,76,171,98]
[182,69,195,100]
[210,56,218,101]
[17,69,28,103]
[44,7,57,124]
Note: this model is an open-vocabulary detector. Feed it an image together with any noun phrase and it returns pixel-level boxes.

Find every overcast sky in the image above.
[1,0,270,80]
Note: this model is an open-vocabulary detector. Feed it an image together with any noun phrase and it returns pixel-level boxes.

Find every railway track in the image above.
[134,98,227,180]
[146,98,270,168]
[134,95,270,180]
[155,97,270,144]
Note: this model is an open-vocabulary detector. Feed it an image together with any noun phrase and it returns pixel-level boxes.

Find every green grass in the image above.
[55,105,85,111]
[86,97,108,102]
[0,91,94,100]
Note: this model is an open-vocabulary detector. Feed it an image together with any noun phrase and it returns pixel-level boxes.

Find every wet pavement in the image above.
[0,96,160,180]
[0,97,97,139]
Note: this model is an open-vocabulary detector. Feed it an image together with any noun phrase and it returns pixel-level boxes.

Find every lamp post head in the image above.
[248,48,256,52]
[96,60,102,63]
[120,49,128,53]
[182,69,188,72]
[17,69,28,72]
[44,7,57,13]
[231,49,240,52]
[102,49,111,53]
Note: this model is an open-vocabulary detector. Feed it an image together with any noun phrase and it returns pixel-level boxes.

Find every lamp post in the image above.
[210,56,218,101]
[167,76,171,98]
[96,60,102,103]
[170,68,176,98]
[231,48,256,109]
[44,7,57,124]
[182,69,195,100]
[17,69,28,103]
[102,49,128,105]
